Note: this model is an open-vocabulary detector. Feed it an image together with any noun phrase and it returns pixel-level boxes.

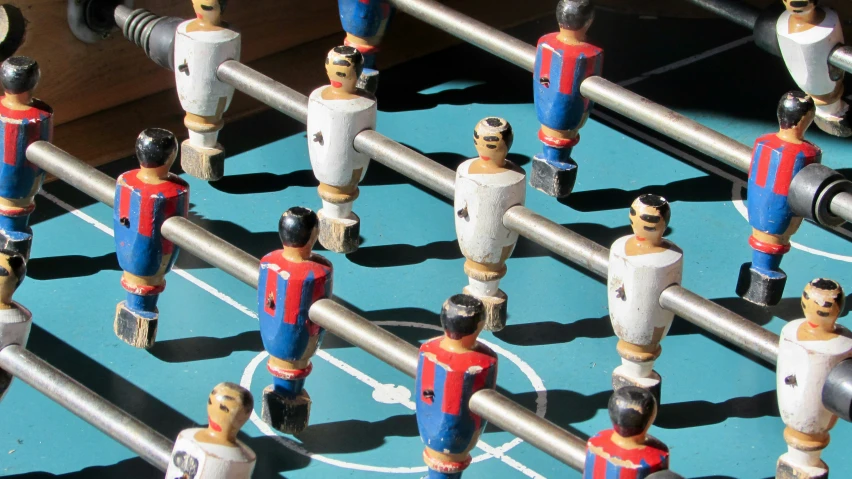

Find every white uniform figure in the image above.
[173,0,241,180]
[607,195,682,398]
[776,278,852,479]
[454,117,525,331]
[0,251,30,402]
[166,382,256,479]
[776,0,849,137]
[307,46,377,254]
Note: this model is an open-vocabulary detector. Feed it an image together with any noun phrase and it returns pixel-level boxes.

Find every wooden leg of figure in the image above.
[777,427,830,479]
[0,201,35,260]
[812,82,851,138]
[261,356,312,434]
[736,227,796,307]
[344,33,381,94]
[613,340,663,404]
[530,126,579,198]
[182,113,226,181]
[463,259,508,332]
[423,448,472,479]
[114,271,165,349]
[317,183,361,254]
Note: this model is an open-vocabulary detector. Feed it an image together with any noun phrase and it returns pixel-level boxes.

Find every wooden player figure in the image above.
[584,386,670,478]
[608,194,682,401]
[258,207,333,434]
[338,0,393,93]
[777,0,850,137]
[174,0,241,181]
[415,294,498,479]
[166,382,256,478]
[0,57,52,260]
[454,117,525,332]
[307,46,377,254]
[776,278,852,479]
[737,92,820,307]
[114,129,189,349]
[0,250,29,403]
[531,0,602,198]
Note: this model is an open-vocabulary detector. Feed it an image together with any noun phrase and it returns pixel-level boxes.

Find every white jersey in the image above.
[454,159,525,265]
[307,87,376,187]
[777,9,844,96]
[608,236,683,346]
[174,22,241,117]
[165,428,255,479]
[0,302,32,402]
[777,320,852,435]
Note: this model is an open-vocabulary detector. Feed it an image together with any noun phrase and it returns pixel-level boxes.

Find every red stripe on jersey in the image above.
[754,145,771,188]
[442,370,465,416]
[3,121,18,166]
[593,454,607,477]
[264,267,278,317]
[119,182,131,223]
[421,357,435,404]
[539,46,553,85]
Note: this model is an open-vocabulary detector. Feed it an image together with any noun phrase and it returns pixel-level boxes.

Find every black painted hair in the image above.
[214,382,253,415]
[218,0,227,12]
[136,128,178,168]
[787,0,817,9]
[808,278,845,313]
[556,0,594,30]
[637,194,671,225]
[777,91,815,130]
[441,294,484,340]
[608,386,657,438]
[1,56,39,94]
[0,249,26,288]
[330,46,365,77]
[278,207,318,248]
[476,117,514,150]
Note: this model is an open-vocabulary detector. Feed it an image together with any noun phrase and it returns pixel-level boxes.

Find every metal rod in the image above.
[684,0,759,29]
[503,206,610,277]
[829,46,852,76]
[660,286,779,364]
[354,130,456,199]
[469,389,587,471]
[27,142,116,207]
[0,345,173,470]
[387,0,537,71]
[217,61,309,123]
[162,216,261,288]
[580,77,753,172]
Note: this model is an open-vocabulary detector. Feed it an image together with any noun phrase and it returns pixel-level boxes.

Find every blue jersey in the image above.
[0,100,51,200]
[338,0,393,39]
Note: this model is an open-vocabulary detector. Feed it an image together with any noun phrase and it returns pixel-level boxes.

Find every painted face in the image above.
[473,128,508,163]
[325,51,359,92]
[0,255,19,305]
[783,0,816,15]
[629,200,667,243]
[192,0,222,24]
[802,283,842,330]
[206,384,250,438]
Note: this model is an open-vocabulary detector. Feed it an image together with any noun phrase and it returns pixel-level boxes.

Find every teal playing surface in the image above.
[3,9,852,479]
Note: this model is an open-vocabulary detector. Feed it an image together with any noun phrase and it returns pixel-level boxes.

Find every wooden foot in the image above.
[180,140,225,181]
[114,302,158,349]
[462,286,507,331]
[776,454,829,479]
[612,366,662,405]
[318,210,360,254]
[261,385,311,435]
[530,156,578,198]
[736,262,786,306]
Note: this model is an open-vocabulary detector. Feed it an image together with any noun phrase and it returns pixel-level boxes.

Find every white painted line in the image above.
[38,189,546,477]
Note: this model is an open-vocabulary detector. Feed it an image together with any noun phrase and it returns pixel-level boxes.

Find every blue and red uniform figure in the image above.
[416,294,498,479]
[113,129,188,349]
[258,206,333,434]
[531,0,602,198]
[338,0,394,92]
[737,91,820,306]
[584,387,670,479]
[0,57,52,260]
